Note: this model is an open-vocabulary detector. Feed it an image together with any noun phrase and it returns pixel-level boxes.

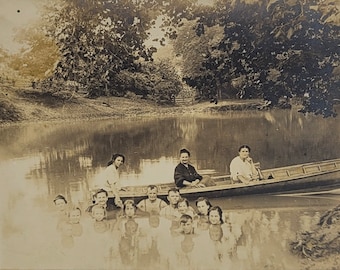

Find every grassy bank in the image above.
[0,87,268,126]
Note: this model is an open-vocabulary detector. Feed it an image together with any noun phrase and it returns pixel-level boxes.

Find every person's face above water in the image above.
[124,204,136,217]
[209,210,221,225]
[178,201,188,213]
[147,188,158,202]
[197,201,209,215]
[167,191,180,205]
[181,220,193,234]
[95,192,108,206]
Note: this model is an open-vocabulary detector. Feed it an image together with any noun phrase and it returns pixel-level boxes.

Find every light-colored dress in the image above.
[230,156,257,181]
[92,165,120,192]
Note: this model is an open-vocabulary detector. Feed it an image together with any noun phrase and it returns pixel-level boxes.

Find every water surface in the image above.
[1,109,339,269]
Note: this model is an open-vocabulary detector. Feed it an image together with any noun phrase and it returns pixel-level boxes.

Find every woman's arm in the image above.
[247,157,259,180]
[105,166,123,207]
[111,183,122,207]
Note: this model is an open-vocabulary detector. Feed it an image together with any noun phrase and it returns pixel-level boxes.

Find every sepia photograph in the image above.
[1,0,339,269]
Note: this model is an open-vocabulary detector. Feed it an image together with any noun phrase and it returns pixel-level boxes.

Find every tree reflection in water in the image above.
[48,204,307,270]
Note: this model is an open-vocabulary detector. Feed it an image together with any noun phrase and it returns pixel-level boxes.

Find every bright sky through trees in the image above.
[0,0,39,52]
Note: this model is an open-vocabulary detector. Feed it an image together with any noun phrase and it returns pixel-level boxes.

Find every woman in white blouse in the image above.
[92,153,125,207]
[229,145,259,184]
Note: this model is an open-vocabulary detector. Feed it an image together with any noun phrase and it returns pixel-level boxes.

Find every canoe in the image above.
[111,158,340,202]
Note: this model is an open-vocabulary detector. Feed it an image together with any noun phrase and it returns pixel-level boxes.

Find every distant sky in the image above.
[0,0,39,53]
[0,0,214,54]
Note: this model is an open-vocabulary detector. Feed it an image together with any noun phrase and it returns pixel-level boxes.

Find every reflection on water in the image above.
[2,193,339,270]
[1,109,340,269]
[0,109,339,199]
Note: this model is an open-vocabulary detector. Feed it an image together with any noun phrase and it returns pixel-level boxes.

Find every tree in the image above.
[112,59,183,103]
[9,24,59,79]
[174,0,340,116]
[43,0,195,97]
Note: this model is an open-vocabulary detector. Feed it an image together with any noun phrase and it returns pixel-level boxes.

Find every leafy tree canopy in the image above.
[173,0,340,117]
[17,0,339,117]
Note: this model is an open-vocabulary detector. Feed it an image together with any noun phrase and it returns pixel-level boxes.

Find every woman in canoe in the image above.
[92,153,125,207]
[174,148,215,188]
[229,145,259,184]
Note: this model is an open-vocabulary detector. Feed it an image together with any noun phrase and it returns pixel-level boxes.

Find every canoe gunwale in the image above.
[109,158,340,200]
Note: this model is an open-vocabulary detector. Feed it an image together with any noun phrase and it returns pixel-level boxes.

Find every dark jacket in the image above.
[174,163,203,187]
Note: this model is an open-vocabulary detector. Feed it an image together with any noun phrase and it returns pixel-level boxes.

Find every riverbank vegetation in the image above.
[1,0,339,120]
[0,85,272,125]
[291,203,340,270]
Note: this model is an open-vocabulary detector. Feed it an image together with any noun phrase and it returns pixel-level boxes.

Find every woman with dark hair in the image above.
[208,206,224,225]
[92,153,125,207]
[229,145,259,184]
[195,197,212,216]
[174,148,215,188]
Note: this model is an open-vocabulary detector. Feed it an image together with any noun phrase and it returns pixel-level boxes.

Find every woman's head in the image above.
[238,145,251,159]
[208,206,224,225]
[123,199,136,218]
[195,197,212,215]
[179,148,190,164]
[107,153,125,167]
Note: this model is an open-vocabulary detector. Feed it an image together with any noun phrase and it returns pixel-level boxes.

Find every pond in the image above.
[1,108,339,269]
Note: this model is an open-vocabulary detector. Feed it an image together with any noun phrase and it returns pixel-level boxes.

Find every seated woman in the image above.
[229,145,259,184]
[174,148,215,188]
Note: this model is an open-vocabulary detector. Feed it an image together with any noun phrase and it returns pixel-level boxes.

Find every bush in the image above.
[0,99,22,121]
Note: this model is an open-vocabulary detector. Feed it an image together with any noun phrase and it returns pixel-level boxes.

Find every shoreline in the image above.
[0,87,293,127]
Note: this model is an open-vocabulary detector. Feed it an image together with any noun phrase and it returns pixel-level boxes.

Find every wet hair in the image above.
[180,214,193,224]
[178,197,189,207]
[147,185,158,192]
[195,197,212,208]
[107,153,125,166]
[53,194,67,204]
[94,188,108,198]
[168,187,180,195]
[238,145,251,152]
[180,148,191,157]
[208,206,224,224]
[123,199,136,211]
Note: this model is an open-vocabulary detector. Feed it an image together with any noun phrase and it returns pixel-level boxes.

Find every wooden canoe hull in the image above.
[113,158,340,202]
